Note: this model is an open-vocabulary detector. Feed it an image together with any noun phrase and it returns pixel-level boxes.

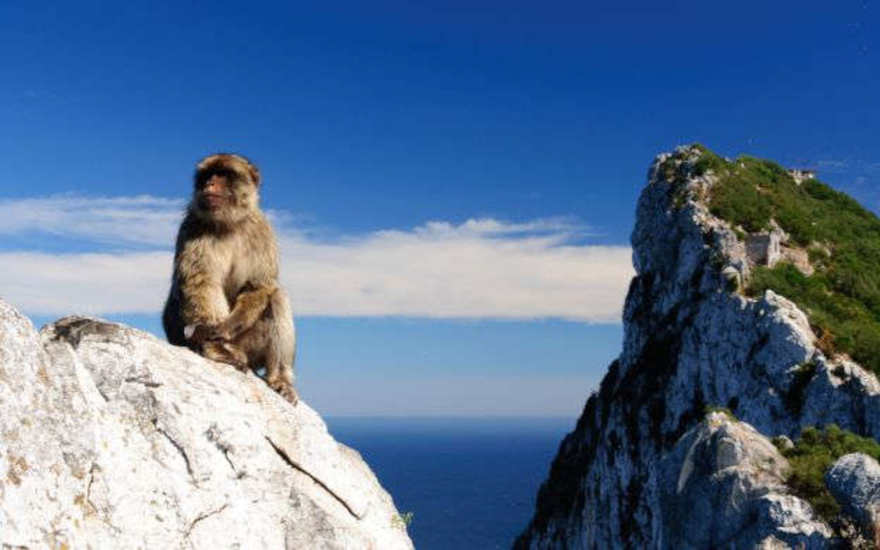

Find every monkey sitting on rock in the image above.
[162,153,298,404]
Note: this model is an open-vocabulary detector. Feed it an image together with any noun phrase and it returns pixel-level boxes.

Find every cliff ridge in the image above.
[517,145,880,549]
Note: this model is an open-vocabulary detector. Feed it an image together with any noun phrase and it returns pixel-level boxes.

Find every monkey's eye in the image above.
[197,170,229,189]
[221,170,242,184]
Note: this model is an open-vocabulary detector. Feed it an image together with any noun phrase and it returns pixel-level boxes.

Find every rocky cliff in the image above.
[516,146,880,549]
[0,300,413,549]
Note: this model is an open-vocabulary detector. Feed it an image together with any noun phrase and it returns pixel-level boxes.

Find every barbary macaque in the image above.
[162,153,297,404]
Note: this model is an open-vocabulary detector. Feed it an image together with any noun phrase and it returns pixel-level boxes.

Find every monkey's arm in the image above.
[175,244,230,329]
[211,215,282,341]
[213,285,278,341]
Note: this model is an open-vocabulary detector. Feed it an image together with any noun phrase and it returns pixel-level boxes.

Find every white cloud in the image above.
[0,252,170,316]
[0,195,184,246]
[279,226,632,321]
[0,195,634,321]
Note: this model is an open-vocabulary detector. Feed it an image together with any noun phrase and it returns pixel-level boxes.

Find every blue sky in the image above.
[1,1,877,416]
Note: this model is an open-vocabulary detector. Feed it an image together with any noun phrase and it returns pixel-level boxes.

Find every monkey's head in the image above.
[191,153,261,225]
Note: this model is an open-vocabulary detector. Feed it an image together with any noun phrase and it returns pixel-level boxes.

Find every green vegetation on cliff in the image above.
[676,146,880,375]
[775,425,880,524]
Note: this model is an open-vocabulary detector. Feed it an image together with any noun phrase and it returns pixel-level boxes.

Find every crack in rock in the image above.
[85,464,100,514]
[205,424,242,478]
[183,503,229,539]
[124,376,162,388]
[152,419,195,482]
[83,464,122,534]
[265,436,361,520]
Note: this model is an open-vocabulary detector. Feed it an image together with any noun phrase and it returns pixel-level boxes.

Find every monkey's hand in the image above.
[184,323,227,346]
[185,324,249,371]
[202,340,249,372]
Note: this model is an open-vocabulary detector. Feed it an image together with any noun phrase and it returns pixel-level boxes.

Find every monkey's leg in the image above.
[214,286,278,341]
[234,288,297,405]
[266,287,297,405]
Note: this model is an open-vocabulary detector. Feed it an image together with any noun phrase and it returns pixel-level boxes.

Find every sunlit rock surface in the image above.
[658,412,830,549]
[0,300,413,549]
[826,453,880,547]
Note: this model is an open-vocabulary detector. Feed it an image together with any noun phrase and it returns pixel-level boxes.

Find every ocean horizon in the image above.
[326,415,576,549]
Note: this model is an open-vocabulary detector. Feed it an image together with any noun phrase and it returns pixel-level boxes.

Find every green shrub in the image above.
[391,511,414,529]
[691,146,727,177]
[778,425,880,525]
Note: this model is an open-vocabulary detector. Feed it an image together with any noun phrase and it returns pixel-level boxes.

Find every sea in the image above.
[325,416,574,550]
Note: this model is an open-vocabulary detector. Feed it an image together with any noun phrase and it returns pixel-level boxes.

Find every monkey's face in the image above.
[191,154,260,225]
[196,172,235,212]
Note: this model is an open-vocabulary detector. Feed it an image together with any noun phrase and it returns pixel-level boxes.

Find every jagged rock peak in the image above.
[0,299,413,549]
[517,145,880,549]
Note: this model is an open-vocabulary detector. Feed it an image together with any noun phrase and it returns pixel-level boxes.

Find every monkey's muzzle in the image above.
[200,193,229,209]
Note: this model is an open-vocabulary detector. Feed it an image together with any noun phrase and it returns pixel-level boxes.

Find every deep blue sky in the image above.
[2,1,877,416]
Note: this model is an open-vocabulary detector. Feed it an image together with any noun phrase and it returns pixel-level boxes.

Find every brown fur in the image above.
[162,153,297,404]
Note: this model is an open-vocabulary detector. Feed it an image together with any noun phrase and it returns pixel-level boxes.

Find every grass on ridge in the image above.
[678,145,880,376]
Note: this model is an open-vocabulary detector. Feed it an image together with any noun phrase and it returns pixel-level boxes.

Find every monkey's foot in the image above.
[225,358,250,372]
[269,380,299,406]
[202,341,249,372]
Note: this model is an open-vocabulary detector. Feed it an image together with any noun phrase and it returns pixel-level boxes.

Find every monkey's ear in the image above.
[248,163,261,187]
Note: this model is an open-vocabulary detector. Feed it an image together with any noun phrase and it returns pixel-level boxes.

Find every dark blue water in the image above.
[326,416,573,550]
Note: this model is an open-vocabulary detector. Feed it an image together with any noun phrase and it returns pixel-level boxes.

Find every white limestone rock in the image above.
[659,413,831,549]
[0,299,413,550]
[825,453,880,546]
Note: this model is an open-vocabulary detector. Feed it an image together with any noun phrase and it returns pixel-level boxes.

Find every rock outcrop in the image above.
[0,300,413,549]
[826,453,880,547]
[516,146,880,549]
[658,412,830,549]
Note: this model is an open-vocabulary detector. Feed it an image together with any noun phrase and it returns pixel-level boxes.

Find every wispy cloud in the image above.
[0,195,185,247]
[0,252,170,315]
[0,195,634,321]
[279,224,631,320]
